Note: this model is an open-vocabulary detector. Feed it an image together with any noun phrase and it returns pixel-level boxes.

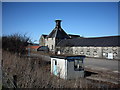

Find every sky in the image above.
[2,2,118,43]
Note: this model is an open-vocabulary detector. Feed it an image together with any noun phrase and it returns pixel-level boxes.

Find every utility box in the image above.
[51,55,85,79]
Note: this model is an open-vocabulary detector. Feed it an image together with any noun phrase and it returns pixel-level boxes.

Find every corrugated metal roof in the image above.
[57,35,120,47]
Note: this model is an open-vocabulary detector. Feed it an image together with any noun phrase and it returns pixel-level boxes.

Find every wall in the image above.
[45,38,56,52]
[39,36,45,46]
[67,60,84,79]
[51,58,66,79]
[56,46,120,60]
[51,57,84,79]
[73,46,119,59]
[56,47,73,55]
[73,47,102,58]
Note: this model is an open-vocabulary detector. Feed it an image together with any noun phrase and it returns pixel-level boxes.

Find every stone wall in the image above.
[56,46,120,60]
[39,36,46,46]
[45,38,55,52]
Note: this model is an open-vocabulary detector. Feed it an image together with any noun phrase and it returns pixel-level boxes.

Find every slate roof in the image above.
[41,34,48,38]
[68,34,80,37]
[68,34,80,38]
[57,35,120,47]
[47,20,70,39]
[47,28,70,39]
[50,55,85,59]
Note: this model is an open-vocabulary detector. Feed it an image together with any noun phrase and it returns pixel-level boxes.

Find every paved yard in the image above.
[84,57,119,73]
[30,53,119,74]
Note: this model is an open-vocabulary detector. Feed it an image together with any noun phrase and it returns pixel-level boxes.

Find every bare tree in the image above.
[2,33,30,55]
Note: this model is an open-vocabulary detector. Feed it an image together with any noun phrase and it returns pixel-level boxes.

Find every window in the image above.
[80,51,84,54]
[113,52,117,57]
[52,45,53,50]
[93,51,97,56]
[74,59,83,71]
[112,47,117,51]
[75,50,78,54]
[86,51,90,55]
[55,60,57,65]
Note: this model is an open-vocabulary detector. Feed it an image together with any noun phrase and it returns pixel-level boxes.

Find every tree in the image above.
[2,33,30,54]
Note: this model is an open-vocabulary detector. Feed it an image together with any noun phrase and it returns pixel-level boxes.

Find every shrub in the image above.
[2,33,30,54]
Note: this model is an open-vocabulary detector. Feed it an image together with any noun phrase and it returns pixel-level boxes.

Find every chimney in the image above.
[55,20,62,28]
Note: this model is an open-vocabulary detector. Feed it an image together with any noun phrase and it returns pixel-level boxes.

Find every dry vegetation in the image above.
[2,51,119,88]
[2,51,87,88]
[2,33,119,88]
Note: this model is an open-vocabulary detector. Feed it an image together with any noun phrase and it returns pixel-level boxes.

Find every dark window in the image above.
[55,60,57,65]
[52,45,53,50]
[74,59,83,71]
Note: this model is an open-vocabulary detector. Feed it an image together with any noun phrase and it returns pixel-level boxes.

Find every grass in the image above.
[0,84,2,90]
[2,50,119,88]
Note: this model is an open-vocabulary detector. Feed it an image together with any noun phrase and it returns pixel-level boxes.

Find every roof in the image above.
[57,35,120,47]
[47,20,70,39]
[51,55,85,59]
[68,34,80,37]
[41,34,48,38]
[47,28,70,39]
[26,46,40,49]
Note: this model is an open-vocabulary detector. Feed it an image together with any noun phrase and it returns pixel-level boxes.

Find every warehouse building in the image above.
[39,20,120,59]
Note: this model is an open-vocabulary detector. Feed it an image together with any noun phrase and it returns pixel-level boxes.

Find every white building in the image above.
[51,55,85,79]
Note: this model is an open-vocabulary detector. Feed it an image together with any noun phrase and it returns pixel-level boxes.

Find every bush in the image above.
[2,33,30,54]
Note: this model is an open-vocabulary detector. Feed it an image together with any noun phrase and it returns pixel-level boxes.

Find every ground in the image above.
[30,51,119,85]
[2,51,120,88]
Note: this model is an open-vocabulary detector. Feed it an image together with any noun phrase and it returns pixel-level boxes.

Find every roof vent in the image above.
[55,20,62,28]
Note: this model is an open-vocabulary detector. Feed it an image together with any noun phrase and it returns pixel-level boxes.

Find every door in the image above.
[53,59,57,75]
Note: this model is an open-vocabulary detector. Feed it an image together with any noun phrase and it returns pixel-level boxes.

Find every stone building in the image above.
[56,36,120,60]
[39,34,47,46]
[40,20,70,52]
[39,20,120,59]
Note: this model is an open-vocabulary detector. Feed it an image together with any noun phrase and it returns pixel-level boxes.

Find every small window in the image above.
[93,51,97,56]
[75,50,78,54]
[74,59,83,71]
[52,45,53,50]
[55,60,57,65]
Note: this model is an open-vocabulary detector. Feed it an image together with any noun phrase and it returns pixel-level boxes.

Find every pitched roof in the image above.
[57,35,120,47]
[41,34,48,38]
[47,20,70,39]
[26,46,40,49]
[68,34,80,37]
[68,34,80,38]
[47,28,70,39]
